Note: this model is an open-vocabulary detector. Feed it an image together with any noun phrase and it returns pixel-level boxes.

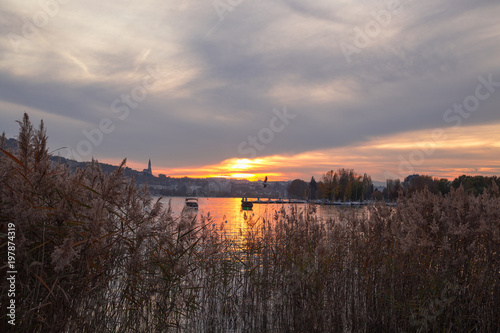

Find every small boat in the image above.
[241,198,253,210]
[185,197,199,210]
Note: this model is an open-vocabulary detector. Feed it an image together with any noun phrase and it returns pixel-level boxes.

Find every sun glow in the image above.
[124,122,500,182]
[151,156,288,181]
[229,159,263,171]
[230,173,254,178]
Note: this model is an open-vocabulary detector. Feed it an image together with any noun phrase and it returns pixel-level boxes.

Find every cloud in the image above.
[160,121,500,181]
[1,0,499,180]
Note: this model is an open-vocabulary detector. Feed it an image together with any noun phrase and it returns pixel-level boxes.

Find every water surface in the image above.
[154,197,368,237]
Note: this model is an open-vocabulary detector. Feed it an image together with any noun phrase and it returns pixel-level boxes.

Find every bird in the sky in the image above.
[263,176,268,188]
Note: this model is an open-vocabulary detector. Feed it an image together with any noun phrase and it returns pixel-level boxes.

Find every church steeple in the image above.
[141,159,153,176]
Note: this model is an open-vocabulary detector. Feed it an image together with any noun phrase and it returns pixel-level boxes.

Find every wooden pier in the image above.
[241,198,395,206]
[241,198,308,204]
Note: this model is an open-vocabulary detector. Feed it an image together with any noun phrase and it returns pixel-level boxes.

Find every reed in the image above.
[1,114,499,332]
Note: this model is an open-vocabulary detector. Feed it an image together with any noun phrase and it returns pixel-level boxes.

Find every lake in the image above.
[153,196,369,237]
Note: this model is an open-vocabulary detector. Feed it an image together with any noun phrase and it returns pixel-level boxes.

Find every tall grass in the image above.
[1,114,499,332]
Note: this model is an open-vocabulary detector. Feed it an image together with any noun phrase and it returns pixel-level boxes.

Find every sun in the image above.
[230,173,256,179]
[153,156,287,181]
[229,159,262,171]
[221,159,269,180]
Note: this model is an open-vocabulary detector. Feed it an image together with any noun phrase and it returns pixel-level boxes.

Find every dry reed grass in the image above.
[1,114,499,332]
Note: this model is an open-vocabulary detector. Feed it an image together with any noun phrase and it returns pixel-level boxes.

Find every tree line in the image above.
[287,168,374,201]
[384,174,500,201]
[287,170,500,202]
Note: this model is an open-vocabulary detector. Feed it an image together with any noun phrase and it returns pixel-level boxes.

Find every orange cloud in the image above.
[153,157,287,181]
[118,122,500,182]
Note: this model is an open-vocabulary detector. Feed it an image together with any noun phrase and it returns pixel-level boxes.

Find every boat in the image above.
[241,198,253,210]
[184,197,199,210]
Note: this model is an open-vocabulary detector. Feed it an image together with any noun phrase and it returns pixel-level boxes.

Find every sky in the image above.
[1,0,499,182]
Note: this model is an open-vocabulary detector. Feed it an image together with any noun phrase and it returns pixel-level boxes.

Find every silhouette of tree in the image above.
[287,179,308,199]
[308,176,318,200]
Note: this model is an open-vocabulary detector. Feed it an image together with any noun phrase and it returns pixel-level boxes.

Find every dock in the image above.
[241,198,308,204]
[241,198,395,206]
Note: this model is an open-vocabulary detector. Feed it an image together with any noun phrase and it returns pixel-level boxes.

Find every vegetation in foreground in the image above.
[1,114,499,332]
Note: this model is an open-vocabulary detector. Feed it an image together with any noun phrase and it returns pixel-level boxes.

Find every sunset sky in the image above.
[1,0,499,182]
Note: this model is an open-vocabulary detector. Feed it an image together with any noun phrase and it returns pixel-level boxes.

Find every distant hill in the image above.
[52,156,140,178]
[1,137,290,198]
[2,137,18,151]
[1,137,138,177]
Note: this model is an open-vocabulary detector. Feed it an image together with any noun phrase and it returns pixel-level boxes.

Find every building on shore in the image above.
[140,159,153,176]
